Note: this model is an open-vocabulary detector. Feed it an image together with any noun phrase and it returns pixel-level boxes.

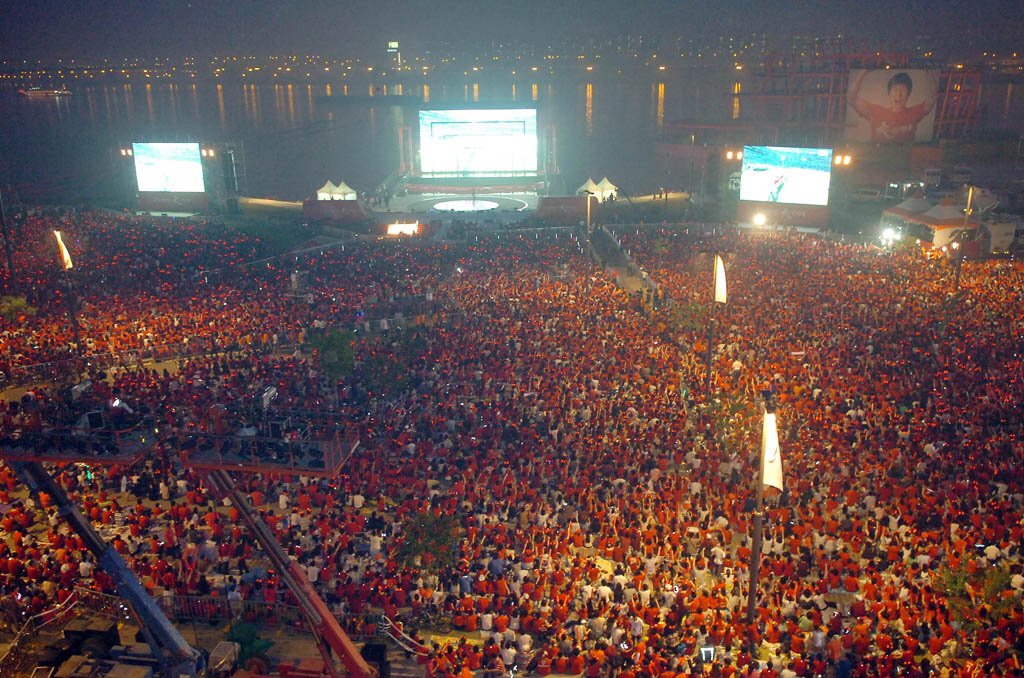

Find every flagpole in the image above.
[0,186,14,293]
[954,185,973,291]
[704,303,715,394]
[746,391,777,633]
[704,253,726,394]
[54,230,82,354]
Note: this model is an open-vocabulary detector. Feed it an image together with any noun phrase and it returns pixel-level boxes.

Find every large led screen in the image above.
[418,109,538,176]
[846,69,938,143]
[739,146,833,207]
[132,142,206,193]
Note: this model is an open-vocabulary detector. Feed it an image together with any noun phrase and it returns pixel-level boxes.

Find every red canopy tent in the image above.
[903,197,978,249]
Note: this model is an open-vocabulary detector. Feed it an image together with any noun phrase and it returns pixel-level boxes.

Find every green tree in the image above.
[357,328,429,399]
[669,301,705,333]
[937,561,1014,630]
[307,328,356,380]
[226,621,274,672]
[0,296,37,323]
[394,511,461,572]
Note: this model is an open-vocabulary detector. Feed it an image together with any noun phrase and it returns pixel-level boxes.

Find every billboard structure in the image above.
[132,142,206,193]
[659,48,979,158]
[739,146,832,206]
[418,109,538,177]
[132,142,209,213]
[846,69,939,143]
[737,145,833,227]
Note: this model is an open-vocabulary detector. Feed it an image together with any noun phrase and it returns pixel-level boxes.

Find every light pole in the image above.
[0,186,13,292]
[54,230,81,353]
[704,254,727,394]
[746,391,782,633]
[583,190,595,235]
[954,186,974,290]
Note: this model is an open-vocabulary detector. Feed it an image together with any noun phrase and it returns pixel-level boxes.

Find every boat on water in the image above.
[18,87,72,98]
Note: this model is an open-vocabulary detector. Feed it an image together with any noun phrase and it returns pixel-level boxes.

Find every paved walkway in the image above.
[587,227,649,295]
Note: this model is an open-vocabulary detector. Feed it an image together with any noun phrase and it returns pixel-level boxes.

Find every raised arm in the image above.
[848,70,870,118]
[920,71,940,116]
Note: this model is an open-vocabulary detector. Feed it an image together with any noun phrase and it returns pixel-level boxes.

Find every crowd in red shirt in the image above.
[2,211,1023,678]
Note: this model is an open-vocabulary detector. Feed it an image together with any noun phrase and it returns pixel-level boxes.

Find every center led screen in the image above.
[739,146,832,207]
[418,109,538,176]
[132,142,206,193]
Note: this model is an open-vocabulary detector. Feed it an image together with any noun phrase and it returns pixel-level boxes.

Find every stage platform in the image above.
[0,425,159,466]
[380,192,539,215]
[134,210,202,219]
[179,430,359,478]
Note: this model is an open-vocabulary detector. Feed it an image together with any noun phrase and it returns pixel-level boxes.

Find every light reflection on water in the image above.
[2,74,1022,203]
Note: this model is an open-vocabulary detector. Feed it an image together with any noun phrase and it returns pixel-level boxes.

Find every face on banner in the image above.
[846,70,939,143]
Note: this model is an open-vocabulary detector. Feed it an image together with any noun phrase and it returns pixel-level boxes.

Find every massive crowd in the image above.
[2,210,1024,678]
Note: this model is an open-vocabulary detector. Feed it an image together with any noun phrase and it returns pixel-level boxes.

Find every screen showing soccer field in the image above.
[419,109,538,175]
[132,142,206,193]
[739,146,832,206]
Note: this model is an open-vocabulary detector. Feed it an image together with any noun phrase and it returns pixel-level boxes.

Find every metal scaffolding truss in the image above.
[661,46,982,149]
[739,49,981,146]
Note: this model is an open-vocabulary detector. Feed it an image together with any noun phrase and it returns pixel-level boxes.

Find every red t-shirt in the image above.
[862,102,929,142]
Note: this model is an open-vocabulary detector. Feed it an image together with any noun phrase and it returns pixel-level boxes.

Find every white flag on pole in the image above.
[762,411,783,491]
[713,254,727,304]
[54,230,74,270]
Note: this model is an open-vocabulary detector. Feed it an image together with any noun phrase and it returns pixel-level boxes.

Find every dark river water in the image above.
[2,68,1022,205]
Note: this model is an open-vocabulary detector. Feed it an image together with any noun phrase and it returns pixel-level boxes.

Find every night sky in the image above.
[0,0,1021,61]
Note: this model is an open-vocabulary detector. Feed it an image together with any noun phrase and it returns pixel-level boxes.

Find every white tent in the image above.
[596,177,619,201]
[917,198,968,226]
[316,180,338,201]
[903,197,979,249]
[883,192,933,220]
[334,181,358,201]
[577,178,600,195]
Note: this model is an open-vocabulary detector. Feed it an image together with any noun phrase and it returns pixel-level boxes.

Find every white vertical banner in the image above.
[54,230,74,270]
[713,254,727,304]
[762,411,783,491]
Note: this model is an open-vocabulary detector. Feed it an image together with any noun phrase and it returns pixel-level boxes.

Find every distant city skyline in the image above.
[1,0,1021,63]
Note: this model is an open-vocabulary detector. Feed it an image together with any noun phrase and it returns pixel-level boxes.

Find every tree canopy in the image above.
[394,510,460,572]
[307,328,356,380]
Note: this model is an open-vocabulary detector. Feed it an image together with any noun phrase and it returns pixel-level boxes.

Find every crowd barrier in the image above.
[1,341,245,391]
[0,591,83,677]
[71,587,382,640]
[1,301,446,392]
[155,595,383,640]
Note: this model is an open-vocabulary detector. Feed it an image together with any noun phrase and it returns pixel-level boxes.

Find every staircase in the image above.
[387,650,424,678]
[589,227,649,294]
